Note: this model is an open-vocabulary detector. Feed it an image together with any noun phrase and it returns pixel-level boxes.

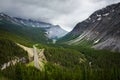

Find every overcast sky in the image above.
[0,0,120,31]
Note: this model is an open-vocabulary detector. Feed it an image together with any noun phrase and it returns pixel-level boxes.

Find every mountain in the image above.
[0,13,49,45]
[1,3,120,80]
[0,13,67,40]
[14,17,68,39]
[59,2,120,52]
[46,25,67,39]
[15,15,68,39]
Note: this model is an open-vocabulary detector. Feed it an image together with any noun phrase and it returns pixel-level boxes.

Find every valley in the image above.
[0,2,120,80]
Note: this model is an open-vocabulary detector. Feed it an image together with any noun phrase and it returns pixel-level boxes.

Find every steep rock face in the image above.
[70,21,91,36]
[46,25,67,39]
[58,21,91,42]
[92,37,120,52]
[65,2,120,52]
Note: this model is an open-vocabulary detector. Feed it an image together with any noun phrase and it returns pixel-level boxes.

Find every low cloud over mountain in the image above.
[0,0,119,31]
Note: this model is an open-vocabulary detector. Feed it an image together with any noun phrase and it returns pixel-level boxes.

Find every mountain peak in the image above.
[0,12,6,16]
[60,2,120,52]
[0,12,9,18]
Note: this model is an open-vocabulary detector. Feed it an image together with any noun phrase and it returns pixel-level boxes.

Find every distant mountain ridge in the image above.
[0,13,67,39]
[60,2,120,52]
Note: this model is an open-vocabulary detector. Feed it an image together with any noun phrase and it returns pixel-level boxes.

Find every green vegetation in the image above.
[57,33,80,43]
[0,39,28,65]
[1,63,120,80]
[0,38,120,80]
[0,29,34,47]
[0,19,51,46]
[43,46,86,69]
[0,34,120,80]
[65,45,120,69]
[0,18,120,80]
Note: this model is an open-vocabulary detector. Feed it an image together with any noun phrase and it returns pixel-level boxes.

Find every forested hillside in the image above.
[0,39,28,65]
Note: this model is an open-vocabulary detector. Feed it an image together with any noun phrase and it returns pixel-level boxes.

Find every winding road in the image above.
[1,44,46,71]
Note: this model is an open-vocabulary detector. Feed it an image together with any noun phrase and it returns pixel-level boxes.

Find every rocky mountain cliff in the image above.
[61,2,120,52]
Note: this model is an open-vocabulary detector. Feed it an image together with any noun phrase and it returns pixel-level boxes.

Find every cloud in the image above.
[0,0,119,31]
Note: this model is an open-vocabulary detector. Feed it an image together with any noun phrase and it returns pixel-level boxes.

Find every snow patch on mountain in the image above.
[97,17,102,21]
[103,13,109,16]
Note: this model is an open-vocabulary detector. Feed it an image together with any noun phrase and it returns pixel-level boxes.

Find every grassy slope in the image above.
[0,20,50,46]
[57,32,80,43]
[0,29,34,47]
